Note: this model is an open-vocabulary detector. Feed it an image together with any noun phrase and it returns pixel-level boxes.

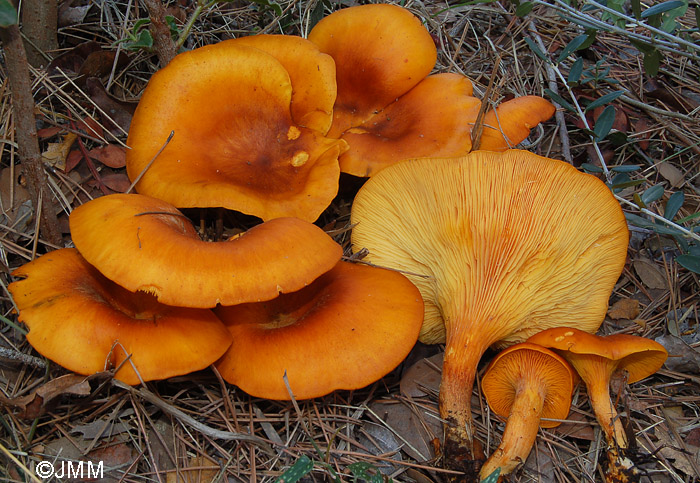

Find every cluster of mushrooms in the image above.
[7,3,669,482]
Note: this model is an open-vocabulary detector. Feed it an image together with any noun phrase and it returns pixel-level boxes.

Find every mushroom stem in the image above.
[479,382,546,480]
[586,374,629,449]
[440,335,489,479]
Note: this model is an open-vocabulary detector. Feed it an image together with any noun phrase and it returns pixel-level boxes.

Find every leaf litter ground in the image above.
[0,0,699,481]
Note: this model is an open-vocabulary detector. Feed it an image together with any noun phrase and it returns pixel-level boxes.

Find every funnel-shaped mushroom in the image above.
[214,261,424,400]
[350,150,628,477]
[479,343,576,480]
[8,249,232,385]
[527,327,668,482]
[126,40,347,222]
[70,194,342,308]
[308,3,437,138]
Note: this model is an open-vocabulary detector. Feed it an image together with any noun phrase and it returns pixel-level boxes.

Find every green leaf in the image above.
[581,163,603,173]
[611,178,645,190]
[593,104,616,141]
[585,90,625,111]
[347,462,385,483]
[544,88,575,112]
[308,0,326,30]
[643,48,662,77]
[631,0,642,19]
[133,18,151,33]
[696,5,700,30]
[515,1,534,16]
[641,0,686,18]
[525,37,548,61]
[676,254,700,273]
[610,164,641,172]
[481,468,501,483]
[249,0,283,16]
[568,57,584,85]
[676,211,700,224]
[0,0,17,27]
[664,191,684,220]
[127,29,154,50]
[625,213,686,236]
[275,455,313,483]
[557,34,589,63]
[642,184,665,204]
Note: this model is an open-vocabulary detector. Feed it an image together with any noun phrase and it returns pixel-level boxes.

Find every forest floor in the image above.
[0,0,699,482]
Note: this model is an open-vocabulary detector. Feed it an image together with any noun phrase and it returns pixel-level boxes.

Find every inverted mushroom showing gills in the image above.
[126,40,347,222]
[350,150,629,479]
[8,249,232,385]
[70,194,342,308]
[527,327,668,482]
[214,261,424,400]
[479,343,576,481]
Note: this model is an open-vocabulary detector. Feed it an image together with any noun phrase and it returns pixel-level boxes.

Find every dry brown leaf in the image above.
[85,77,136,133]
[554,410,595,441]
[0,373,90,419]
[632,258,668,290]
[655,428,700,477]
[608,298,641,320]
[400,352,443,398]
[97,172,130,193]
[88,145,126,168]
[657,162,685,188]
[166,456,219,483]
[42,132,78,170]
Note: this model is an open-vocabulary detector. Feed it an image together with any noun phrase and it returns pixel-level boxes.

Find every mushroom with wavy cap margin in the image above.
[8,248,232,385]
[126,40,347,222]
[69,194,342,308]
[350,150,629,479]
[527,327,668,482]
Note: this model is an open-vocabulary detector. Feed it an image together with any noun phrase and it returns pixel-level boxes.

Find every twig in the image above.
[142,0,177,66]
[0,347,46,369]
[111,379,274,451]
[616,196,700,243]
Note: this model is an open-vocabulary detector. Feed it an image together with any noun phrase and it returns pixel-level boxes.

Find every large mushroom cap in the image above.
[125,40,347,222]
[8,248,232,385]
[350,149,628,474]
[308,3,437,138]
[69,194,342,308]
[214,261,424,400]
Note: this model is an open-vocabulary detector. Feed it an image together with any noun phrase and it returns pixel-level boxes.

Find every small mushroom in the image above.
[350,150,629,478]
[8,249,232,384]
[69,194,342,308]
[527,327,668,482]
[214,261,424,400]
[476,96,556,151]
[479,342,576,480]
[125,40,347,222]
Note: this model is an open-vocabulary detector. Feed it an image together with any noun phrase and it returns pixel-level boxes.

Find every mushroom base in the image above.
[443,421,485,482]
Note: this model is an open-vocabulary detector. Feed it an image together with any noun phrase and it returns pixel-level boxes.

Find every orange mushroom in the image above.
[527,327,668,482]
[125,40,347,222]
[350,150,629,478]
[308,3,437,138]
[214,261,424,400]
[308,4,555,177]
[69,194,342,308]
[8,248,232,385]
[479,343,576,480]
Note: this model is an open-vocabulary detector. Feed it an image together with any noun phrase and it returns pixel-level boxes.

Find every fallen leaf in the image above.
[37,126,63,138]
[65,149,83,173]
[554,410,596,441]
[79,50,130,79]
[85,77,136,134]
[655,334,700,374]
[96,172,131,193]
[0,373,91,419]
[655,427,700,477]
[42,132,78,170]
[72,419,132,440]
[657,162,685,188]
[400,352,443,398]
[88,145,126,168]
[633,118,652,151]
[75,116,104,139]
[633,258,668,290]
[48,41,102,75]
[608,298,641,320]
[166,456,219,483]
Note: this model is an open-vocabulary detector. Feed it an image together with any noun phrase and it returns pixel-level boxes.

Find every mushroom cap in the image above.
[308,3,437,138]
[339,73,480,177]
[8,248,232,385]
[214,261,424,400]
[231,34,336,134]
[125,40,347,222]
[526,327,668,384]
[69,194,342,308]
[351,149,629,346]
[477,96,556,151]
[482,342,575,428]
